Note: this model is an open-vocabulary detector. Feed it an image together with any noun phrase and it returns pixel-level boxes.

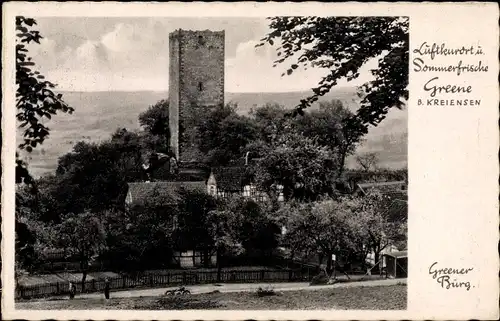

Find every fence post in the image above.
[289,269,292,281]
[149,274,153,287]
[56,282,60,294]
[122,276,126,289]
[260,270,265,281]
[182,272,187,284]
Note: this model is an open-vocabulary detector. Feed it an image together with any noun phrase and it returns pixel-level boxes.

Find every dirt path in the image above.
[19,278,406,303]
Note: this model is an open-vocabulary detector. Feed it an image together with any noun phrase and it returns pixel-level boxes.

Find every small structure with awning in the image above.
[383,250,407,278]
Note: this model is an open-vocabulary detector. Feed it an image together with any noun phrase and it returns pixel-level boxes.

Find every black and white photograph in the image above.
[4,2,500,320]
[7,12,411,312]
[9,14,410,311]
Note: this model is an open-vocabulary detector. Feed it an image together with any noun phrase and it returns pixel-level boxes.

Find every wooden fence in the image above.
[15,269,314,299]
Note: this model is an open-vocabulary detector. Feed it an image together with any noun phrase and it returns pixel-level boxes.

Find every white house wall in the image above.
[207,173,217,196]
[125,191,133,204]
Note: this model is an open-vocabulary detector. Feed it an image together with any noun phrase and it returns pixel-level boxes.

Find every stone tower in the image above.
[169,29,225,163]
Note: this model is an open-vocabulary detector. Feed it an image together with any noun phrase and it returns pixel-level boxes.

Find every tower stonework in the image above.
[169,29,225,163]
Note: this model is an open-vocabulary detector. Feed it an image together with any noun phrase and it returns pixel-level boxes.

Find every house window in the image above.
[250,185,257,196]
[245,185,268,202]
[198,82,203,91]
[243,185,251,197]
[256,193,268,202]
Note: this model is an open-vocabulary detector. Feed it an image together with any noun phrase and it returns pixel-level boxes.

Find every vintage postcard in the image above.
[1,1,498,320]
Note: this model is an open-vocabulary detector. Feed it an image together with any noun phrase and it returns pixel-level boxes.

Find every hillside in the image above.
[17,87,407,178]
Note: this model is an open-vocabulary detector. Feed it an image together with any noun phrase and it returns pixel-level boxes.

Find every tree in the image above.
[16,16,74,184]
[53,211,106,291]
[254,133,339,201]
[278,197,367,275]
[241,139,272,163]
[174,189,220,267]
[104,187,178,272]
[250,103,289,145]
[293,100,366,177]
[138,100,170,154]
[258,17,408,131]
[206,196,280,279]
[51,141,130,216]
[225,196,280,256]
[206,114,260,166]
[50,129,154,217]
[206,208,244,281]
[355,152,379,171]
[196,103,259,166]
[15,220,37,272]
[15,187,44,271]
[139,99,169,137]
[358,190,408,268]
[14,16,74,271]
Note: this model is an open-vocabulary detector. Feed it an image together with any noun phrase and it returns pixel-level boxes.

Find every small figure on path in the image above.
[69,281,76,300]
[104,278,110,299]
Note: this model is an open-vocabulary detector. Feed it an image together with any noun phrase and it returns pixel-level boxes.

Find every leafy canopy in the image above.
[16,16,74,152]
[139,99,170,138]
[15,16,74,184]
[258,16,409,130]
[254,132,338,201]
[292,100,366,177]
[277,197,367,271]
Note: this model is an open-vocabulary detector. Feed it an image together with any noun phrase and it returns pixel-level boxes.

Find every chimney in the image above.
[245,151,250,166]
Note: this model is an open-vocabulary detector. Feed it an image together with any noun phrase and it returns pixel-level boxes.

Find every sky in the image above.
[29,17,376,93]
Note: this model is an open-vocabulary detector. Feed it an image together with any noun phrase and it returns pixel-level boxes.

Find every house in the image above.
[206,166,284,202]
[206,166,250,198]
[383,250,408,278]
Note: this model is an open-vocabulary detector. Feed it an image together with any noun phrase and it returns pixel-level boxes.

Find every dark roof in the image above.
[357,181,407,195]
[126,181,206,205]
[150,162,172,181]
[211,166,248,191]
[384,190,408,201]
[384,250,407,258]
[344,170,408,183]
[176,167,211,181]
[358,181,406,189]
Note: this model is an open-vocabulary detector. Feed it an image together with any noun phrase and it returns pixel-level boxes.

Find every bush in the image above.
[256,285,276,297]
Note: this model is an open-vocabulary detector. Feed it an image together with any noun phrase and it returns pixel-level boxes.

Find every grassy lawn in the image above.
[17,284,406,310]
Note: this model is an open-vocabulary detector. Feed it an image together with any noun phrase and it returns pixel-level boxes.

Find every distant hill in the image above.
[17,87,407,178]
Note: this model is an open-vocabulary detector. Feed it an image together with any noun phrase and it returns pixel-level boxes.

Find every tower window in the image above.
[198,82,203,91]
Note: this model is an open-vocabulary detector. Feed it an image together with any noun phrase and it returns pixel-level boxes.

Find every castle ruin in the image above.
[168,29,225,163]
